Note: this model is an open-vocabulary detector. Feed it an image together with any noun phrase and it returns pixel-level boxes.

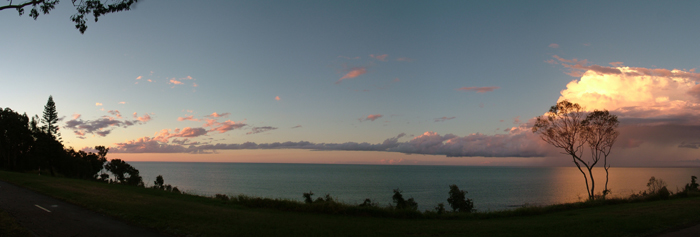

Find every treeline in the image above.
[0,96,142,185]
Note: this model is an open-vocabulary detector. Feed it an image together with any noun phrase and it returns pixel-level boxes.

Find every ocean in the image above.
[131,162,700,211]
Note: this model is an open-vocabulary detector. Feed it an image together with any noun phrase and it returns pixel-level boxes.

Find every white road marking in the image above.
[35,204,51,213]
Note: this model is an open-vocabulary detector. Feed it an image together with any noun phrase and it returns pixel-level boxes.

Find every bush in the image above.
[447,184,474,213]
[434,203,446,214]
[392,189,418,211]
[215,194,229,201]
[303,191,314,204]
[359,198,377,207]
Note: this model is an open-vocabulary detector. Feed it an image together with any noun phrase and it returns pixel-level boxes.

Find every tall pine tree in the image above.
[42,95,61,141]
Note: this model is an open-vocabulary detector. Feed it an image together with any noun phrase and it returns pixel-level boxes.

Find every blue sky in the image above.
[2,1,700,166]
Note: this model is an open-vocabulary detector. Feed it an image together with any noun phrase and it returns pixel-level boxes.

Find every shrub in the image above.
[154,175,165,190]
[392,189,418,211]
[303,191,314,204]
[684,176,699,193]
[434,203,446,214]
[447,184,474,213]
[646,176,667,194]
[359,198,376,207]
[215,194,229,201]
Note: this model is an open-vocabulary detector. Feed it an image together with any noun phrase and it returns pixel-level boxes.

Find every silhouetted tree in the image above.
[105,159,143,186]
[533,100,618,200]
[685,176,699,193]
[0,108,35,170]
[582,110,619,198]
[447,184,474,213]
[392,189,417,211]
[1,0,140,34]
[37,96,64,176]
[154,175,165,189]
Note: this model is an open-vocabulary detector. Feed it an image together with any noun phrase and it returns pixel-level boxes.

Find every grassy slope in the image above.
[1,170,699,237]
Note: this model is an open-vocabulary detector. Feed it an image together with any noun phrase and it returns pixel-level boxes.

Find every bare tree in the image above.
[582,110,619,198]
[532,100,597,200]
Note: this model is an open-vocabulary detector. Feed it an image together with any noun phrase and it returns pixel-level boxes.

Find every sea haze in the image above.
[131,162,700,211]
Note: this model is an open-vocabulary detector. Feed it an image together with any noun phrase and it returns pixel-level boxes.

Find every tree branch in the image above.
[0,0,44,11]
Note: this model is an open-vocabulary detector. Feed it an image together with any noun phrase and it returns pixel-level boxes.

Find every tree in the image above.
[447,184,474,213]
[105,158,143,186]
[581,110,619,198]
[0,108,35,170]
[533,100,619,200]
[154,175,165,190]
[1,0,139,34]
[37,95,64,176]
[392,189,418,211]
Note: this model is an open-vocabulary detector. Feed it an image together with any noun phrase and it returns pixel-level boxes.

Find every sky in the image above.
[1,0,699,166]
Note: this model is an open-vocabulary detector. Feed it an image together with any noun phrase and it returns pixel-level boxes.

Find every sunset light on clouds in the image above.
[2,1,700,167]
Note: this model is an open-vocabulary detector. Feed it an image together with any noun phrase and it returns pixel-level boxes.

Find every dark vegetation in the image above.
[0,0,139,34]
[0,96,144,185]
[3,171,700,237]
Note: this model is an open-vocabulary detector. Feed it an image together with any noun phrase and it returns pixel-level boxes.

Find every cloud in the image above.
[549,43,559,48]
[110,130,549,158]
[291,125,302,129]
[119,101,126,104]
[370,54,388,61]
[555,61,700,157]
[247,126,278,135]
[275,96,280,101]
[193,82,198,87]
[169,79,184,85]
[107,110,122,119]
[457,86,500,93]
[336,67,367,84]
[136,76,142,80]
[95,102,102,106]
[133,113,152,122]
[609,62,624,67]
[396,57,413,62]
[207,120,247,133]
[513,116,521,124]
[364,114,383,122]
[393,78,400,82]
[64,113,150,137]
[177,115,199,121]
[205,112,230,118]
[434,116,456,122]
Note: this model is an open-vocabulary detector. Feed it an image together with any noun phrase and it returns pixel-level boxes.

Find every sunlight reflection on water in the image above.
[131,162,700,211]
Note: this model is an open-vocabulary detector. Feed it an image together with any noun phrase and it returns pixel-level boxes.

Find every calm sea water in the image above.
[131,162,700,211]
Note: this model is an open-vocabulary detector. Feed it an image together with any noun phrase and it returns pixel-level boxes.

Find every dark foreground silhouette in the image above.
[0,180,162,237]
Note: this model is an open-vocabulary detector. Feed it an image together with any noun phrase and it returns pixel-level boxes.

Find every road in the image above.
[0,180,163,237]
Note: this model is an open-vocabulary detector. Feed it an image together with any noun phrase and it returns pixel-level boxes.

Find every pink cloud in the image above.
[370,54,388,61]
[208,120,247,133]
[136,76,142,80]
[193,82,198,87]
[95,102,102,106]
[119,101,126,104]
[336,67,367,84]
[107,110,122,119]
[169,79,183,85]
[549,43,559,48]
[177,115,199,121]
[609,62,624,67]
[135,114,151,122]
[545,59,558,65]
[275,96,280,101]
[205,112,230,118]
[72,113,81,120]
[365,114,383,122]
[393,78,400,82]
[457,86,500,93]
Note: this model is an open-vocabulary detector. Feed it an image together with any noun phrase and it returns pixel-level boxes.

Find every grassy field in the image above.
[1,170,700,236]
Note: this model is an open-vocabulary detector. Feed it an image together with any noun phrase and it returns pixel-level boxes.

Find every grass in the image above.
[2,170,700,236]
[0,209,32,237]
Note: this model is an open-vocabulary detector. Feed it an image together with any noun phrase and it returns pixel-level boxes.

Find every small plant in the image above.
[447,184,474,213]
[392,189,418,211]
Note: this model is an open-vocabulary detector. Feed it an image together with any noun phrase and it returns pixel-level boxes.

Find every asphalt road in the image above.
[0,180,163,237]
